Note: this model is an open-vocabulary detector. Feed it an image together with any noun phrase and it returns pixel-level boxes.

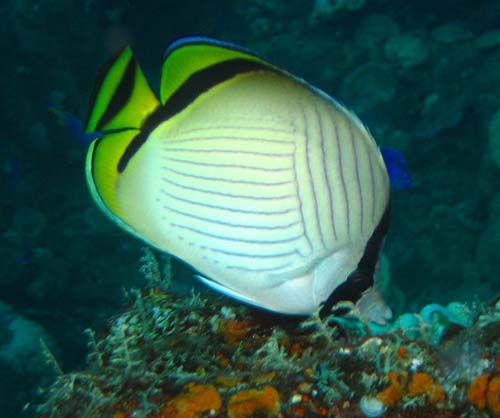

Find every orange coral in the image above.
[318,406,329,416]
[468,373,500,416]
[376,371,407,407]
[216,352,230,367]
[290,342,304,356]
[487,376,500,417]
[218,319,252,344]
[376,371,447,408]
[292,406,305,417]
[227,386,281,418]
[408,372,446,403]
[397,347,408,358]
[154,383,222,418]
[468,373,491,411]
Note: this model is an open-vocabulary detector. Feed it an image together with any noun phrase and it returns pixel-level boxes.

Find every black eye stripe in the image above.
[319,200,391,317]
[117,58,272,172]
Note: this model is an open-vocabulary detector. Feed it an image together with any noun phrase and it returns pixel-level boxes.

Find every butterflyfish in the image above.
[83,36,392,318]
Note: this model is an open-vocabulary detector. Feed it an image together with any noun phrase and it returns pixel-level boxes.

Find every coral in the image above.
[359,395,386,417]
[369,301,475,346]
[227,386,280,418]
[0,301,57,376]
[216,319,253,345]
[407,372,446,404]
[154,383,222,418]
[468,373,491,411]
[34,283,500,418]
[7,1,500,417]
[468,373,500,416]
[375,371,446,410]
[376,371,407,407]
[487,376,500,417]
[436,336,489,386]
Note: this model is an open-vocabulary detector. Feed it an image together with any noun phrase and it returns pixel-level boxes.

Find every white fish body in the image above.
[84,38,390,315]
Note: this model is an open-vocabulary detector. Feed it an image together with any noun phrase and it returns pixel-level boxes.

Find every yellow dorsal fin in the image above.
[160,37,273,105]
[85,47,159,133]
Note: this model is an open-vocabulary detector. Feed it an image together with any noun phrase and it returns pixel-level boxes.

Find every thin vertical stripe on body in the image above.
[157,121,308,272]
[153,93,388,274]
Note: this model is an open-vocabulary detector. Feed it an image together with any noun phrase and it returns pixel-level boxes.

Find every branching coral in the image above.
[34,253,500,418]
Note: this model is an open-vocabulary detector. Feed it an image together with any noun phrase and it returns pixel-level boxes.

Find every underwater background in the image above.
[1,0,500,417]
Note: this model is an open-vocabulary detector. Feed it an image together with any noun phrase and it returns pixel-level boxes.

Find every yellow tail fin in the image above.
[84,47,159,133]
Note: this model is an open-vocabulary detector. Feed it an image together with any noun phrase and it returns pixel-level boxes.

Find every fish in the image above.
[83,36,393,317]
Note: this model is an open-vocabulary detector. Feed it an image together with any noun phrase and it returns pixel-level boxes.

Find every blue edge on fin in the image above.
[163,35,255,58]
[381,146,412,190]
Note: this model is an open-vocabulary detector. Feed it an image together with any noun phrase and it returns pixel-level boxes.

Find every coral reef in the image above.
[34,255,500,418]
[3,0,500,417]
[151,383,222,418]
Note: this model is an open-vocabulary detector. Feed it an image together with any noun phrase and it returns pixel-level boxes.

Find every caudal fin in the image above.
[84,47,159,134]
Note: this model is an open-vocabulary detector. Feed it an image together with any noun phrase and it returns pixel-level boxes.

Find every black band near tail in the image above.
[320,199,391,317]
[96,59,136,131]
[84,48,137,133]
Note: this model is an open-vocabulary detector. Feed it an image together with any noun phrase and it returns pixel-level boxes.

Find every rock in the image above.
[0,301,58,376]
[488,108,500,168]
[340,62,397,114]
[431,21,474,43]
[475,219,500,281]
[310,0,365,21]
[414,93,465,139]
[477,29,500,50]
[384,33,429,69]
[354,14,400,52]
